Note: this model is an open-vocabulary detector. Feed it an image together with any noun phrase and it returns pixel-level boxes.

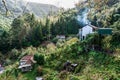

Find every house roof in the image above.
[89,25,98,30]
[82,24,98,30]
[20,55,33,65]
[21,55,33,60]
[26,59,32,64]
[98,28,112,35]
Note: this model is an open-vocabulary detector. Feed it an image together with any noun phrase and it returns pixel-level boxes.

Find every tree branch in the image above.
[2,0,8,16]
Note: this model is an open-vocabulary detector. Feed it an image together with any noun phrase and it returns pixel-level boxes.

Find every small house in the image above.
[56,35,66,41]
[79,24,98,40]
[18,55,34,72]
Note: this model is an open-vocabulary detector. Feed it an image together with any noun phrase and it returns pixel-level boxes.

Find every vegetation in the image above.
[0,37,120,80]
[34,53,45,65]
[0,9,80,52]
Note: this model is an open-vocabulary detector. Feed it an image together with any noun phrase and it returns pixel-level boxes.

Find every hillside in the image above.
[0,0,59,32]
[0,14,12,31]
[0,0,59,17]
[75,0,120,29]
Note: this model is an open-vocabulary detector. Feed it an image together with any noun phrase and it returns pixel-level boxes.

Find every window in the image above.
[20,61,26,65]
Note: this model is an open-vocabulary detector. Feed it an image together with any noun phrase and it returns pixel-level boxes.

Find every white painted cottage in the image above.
[79,25,98,40]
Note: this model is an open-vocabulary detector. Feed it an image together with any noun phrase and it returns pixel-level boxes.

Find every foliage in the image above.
[102,35,112,50]
[111,31,120,48]
[89,1,120,28]
[34,53,45,65]
[44,38,120,79]
[0,9,80,52]
[69,75,80,80]
[10,13,36,48]
[86,33,100,45]
[58,70,69,80]
[43,71,59,80]
[114,48,120,65]
[76,0,120,29]
[10,48,19,59]
[0,30,10,53]
[0,39,120,80]
[66,37,79,45]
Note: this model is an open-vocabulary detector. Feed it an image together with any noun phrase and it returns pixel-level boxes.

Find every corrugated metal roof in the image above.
[98,28,112,35]
[21,55,33,60]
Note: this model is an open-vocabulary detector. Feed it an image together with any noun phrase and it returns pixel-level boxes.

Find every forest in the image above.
[0,0,120,80]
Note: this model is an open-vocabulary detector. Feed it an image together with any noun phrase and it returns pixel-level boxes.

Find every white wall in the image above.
[82,25,93,37]
[79,25,93,40]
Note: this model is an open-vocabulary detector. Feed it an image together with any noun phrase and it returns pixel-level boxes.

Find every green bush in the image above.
[89,51,98,57]
[10,48,19,59]
[102,35,112,50]
[52,37,58,43]
[43,71,59,80]
[69,75,80,80]
[58,70,69,80]
[34,53,45,65]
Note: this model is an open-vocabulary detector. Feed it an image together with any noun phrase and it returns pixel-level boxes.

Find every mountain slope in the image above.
[0,0,59,17]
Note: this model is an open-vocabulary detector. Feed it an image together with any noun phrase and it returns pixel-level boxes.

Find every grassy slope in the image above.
[21,39,120,80]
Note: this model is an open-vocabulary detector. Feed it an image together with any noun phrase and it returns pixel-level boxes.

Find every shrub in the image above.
[34,53,45,65]
[86,33,100,46]
[11,48,19,56]
[111,31,120,47]
[69,75,80,80]
[0,53,4,61]
[46,43,56,52]
[66,38,79,45]
[52,37,58,43]
[114,48,120,61]
[74,62,85,73]
[43,71,58,80]
[11,48,19,59]
[102,35,112,50]
[56,39,64,47]
[37,66,43,76]
[89,51,98,57]
[5,59,12,65]
[58,70,69,80]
